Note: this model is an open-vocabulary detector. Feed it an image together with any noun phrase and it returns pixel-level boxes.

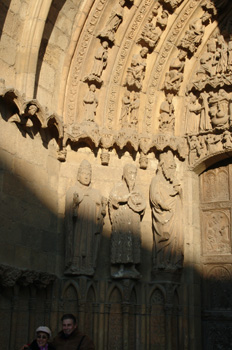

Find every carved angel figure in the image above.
[65,160,106,276]
[150,151,183,270]
[109,164,146,279]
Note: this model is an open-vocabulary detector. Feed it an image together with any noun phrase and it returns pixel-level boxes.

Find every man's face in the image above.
[62,318,77,336]
[162,161,176,183]
[124,166,137,189]
[78,169,91,186]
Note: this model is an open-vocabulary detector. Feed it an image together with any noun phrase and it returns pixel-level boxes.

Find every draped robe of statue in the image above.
[65,179,106,276]
[109,168,146,278]
[150,157,183,270]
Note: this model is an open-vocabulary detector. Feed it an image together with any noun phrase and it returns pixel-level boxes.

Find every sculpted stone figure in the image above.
[98,0,125,43]
[162,0,184,10]
[208,89,230,127]
[150,151,183,270]
[138,9,168,50]
[120,91,131,127]
[216,34,227,75]
[180,16,205,54]
[163,51,186,93]
[85,41,109,84]
[83,84,98,122]
[109,164,146,279]
[130,92,140,127]
[199,91,212,131]
[185,92,202,134]
[159,93,175,133]
[227,36,232,72]
[197,38,218,80]
[65,160,107,276]
[125,48,148,91]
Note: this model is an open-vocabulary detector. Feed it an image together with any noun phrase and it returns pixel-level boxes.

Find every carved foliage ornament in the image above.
[0,264,56,288]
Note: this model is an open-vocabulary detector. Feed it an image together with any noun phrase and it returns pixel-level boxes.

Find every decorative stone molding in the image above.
[0,79,64,157]
[0,80,187,165]
[0,264,56,289]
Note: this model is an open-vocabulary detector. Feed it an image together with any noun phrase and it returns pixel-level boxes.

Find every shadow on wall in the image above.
[1,122,232,349]
[33,0,67,98]
[0,0,11,39]
[1,0,232,348]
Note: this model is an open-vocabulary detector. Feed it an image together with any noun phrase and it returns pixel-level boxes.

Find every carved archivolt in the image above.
[2,1,232,169]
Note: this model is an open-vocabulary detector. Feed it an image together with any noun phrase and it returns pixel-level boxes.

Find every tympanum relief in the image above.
[200,165,232,257]
[185,29,232,167]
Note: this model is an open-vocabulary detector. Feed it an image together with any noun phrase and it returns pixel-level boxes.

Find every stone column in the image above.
[28,286,36,341]
[104,303,111,350]
[78,301,86,330]
[9,285,20,350]
[98,303,105,350]
[165,303,173,350]
[146,305,151,350]
[135,304,141,350]
[122,302,130,350]
[93,303,100,348]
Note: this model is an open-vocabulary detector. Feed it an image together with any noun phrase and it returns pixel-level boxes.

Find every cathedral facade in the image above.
[1,0,232,348]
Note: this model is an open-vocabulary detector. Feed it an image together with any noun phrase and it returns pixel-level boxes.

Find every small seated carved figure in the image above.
[125,48,148,91]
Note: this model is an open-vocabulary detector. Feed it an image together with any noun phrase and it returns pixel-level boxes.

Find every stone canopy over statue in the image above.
[150,151,183,271]
[64,160,107,276]
[109,164,146,279]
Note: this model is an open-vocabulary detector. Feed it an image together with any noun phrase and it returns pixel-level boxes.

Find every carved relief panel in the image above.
[200,159,232,349]
[200,161,232,257]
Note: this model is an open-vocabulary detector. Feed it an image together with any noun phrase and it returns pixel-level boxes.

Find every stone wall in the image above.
[1,0,232,349]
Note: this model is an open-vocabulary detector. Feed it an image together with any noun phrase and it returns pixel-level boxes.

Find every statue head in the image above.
[159,151,176,183]
[123,163,137,191]
[27,104,38,116]
[77,160,92,186]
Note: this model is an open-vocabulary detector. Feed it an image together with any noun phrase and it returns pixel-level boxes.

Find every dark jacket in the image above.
[52,328,95,350]
[28,339,55,350]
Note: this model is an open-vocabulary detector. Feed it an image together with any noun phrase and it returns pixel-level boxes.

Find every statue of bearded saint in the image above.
[109,164,146,279]
[149,151,183,271]
[64,160,107,276]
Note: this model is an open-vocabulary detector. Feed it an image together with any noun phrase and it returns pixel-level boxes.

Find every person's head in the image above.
[159,151,176,183]
[35,326,51,348]
[123,164,137,191]
[77,160,92,186]
[61,314,77,336]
